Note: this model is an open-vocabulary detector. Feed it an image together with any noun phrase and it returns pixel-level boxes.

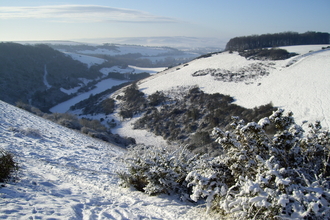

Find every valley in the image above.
[1,34,330,219]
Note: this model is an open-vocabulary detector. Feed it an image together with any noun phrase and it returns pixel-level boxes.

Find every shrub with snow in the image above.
[120,109,329,219]
[118,145,199,200]
[187,109,330,219]
[0,148,18,183]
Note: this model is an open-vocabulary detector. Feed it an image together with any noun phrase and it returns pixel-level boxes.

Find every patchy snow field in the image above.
[0,101,210,219]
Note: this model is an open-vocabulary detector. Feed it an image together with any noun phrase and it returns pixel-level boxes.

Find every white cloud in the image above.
[0,5,178,23]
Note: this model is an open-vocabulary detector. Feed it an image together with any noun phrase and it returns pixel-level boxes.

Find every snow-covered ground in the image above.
[0,100,210,219]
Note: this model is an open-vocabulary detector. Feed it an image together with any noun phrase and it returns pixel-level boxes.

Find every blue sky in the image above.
[1,0,329,44]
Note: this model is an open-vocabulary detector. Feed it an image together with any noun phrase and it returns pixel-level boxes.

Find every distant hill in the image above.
[48,42,201,68]
[0,42,103,111]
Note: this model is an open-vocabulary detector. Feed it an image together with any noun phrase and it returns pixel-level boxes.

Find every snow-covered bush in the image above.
[0,148,18,183]
[187,109,330,219]
[118,145,199,200]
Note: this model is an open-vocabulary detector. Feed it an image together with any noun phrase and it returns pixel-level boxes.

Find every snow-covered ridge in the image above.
[0,100,208,219]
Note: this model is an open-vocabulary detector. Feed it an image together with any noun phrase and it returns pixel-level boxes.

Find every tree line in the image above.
[225,31,330,51]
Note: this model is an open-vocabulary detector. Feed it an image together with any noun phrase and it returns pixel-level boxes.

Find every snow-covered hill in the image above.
[132,45,330,128]
[0,101,209,219]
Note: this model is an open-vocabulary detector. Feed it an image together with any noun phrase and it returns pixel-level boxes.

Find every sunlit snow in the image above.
[0,101,208,219]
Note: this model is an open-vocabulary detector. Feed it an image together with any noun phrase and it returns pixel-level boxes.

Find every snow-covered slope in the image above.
[0,101,209,219]
[134,45,330,128]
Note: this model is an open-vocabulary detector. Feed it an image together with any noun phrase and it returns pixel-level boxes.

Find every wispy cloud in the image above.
[0,5,178,23]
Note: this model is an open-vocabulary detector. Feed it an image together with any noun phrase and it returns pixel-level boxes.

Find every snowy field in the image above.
[0,101,211,219]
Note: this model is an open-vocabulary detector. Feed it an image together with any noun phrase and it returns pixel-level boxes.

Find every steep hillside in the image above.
[0,100,207,219]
